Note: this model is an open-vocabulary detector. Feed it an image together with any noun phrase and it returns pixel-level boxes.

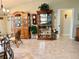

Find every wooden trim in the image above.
[37,10,52,14]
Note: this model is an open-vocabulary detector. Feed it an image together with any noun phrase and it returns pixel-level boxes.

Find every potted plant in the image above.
[31,25,37,39]
[38,3,49,10]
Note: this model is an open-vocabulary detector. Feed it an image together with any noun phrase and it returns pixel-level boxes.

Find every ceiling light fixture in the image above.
[0,0,9,15]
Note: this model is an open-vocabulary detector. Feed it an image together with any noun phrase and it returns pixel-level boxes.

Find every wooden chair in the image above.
[14,30,23,48]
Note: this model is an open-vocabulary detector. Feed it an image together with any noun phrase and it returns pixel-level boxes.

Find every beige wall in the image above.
[7,0,78,12]
[0,16,7,35]
[1,0,79,35]
[9,0,79,23]
[9,0,53,14]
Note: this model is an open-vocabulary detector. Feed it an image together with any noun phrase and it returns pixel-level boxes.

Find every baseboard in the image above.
[57,34,75,40]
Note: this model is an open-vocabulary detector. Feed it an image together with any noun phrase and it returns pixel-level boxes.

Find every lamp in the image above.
[0,0,9,15]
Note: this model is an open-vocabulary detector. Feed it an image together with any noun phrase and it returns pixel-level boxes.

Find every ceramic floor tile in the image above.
[11,38,79,59]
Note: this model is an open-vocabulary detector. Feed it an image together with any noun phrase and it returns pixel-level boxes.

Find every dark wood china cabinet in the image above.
[37,10,53,40]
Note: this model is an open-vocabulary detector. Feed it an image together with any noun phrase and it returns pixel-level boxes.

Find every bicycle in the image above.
[0,35,14,59]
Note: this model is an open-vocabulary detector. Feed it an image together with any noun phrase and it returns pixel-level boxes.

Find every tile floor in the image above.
[11,37,79,59]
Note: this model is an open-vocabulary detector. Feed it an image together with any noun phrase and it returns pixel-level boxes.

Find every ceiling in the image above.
[0,0,79,13]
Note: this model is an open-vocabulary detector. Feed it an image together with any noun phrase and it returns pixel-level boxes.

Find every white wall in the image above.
[6,19,12,34]
[55,9,77,39]
[72,9,78,38]
[63,10,73,37]
[0,16,7,35]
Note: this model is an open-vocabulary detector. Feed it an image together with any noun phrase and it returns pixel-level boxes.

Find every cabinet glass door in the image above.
[15,16,22,27]
[40,14,47,25]
[47,14,52,26]
[40,14,52,26]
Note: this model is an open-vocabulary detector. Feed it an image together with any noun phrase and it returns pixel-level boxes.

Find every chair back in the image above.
[15,30,21,40]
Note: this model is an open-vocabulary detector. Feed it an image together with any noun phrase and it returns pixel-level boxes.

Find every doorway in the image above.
[56,9,74,38]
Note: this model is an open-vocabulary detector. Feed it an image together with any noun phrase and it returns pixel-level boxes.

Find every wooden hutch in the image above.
[12,11,29,39]
[37,10,53,40]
